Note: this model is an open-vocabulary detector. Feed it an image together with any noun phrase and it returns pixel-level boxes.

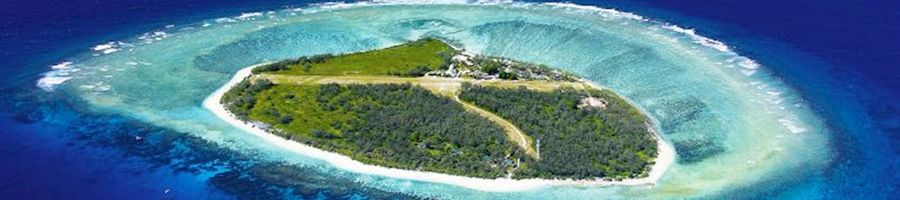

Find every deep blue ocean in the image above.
[0,0,897,199]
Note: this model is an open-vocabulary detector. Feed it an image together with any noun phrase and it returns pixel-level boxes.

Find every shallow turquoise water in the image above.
[39,2,831,199]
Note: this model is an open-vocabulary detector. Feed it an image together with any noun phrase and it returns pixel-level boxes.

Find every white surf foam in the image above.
[778,118,807,133]
[215,17,238,23]
[50,61,73,70]
[544,2,646,21]
[37,77,72,91]
[137,31,169,44]
[38,62,77,91]
[92,41,126,54]
[661,25,730,52]
[235,12,263,21]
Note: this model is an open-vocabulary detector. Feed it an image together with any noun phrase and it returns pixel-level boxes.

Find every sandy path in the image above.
[454,95,539,159]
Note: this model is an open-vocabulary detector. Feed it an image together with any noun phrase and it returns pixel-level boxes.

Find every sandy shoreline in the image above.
[202,64,676,192]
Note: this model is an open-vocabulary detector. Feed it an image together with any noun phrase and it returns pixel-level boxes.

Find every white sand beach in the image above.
[202,64,676,192]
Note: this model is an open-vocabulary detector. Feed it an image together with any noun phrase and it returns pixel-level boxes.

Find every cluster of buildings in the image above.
[426,52,576,81]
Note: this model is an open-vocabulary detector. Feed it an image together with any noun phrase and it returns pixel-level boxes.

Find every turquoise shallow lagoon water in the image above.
[36,2,832,199]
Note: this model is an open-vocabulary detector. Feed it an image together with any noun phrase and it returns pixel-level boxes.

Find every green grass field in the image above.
[273,38,453,76]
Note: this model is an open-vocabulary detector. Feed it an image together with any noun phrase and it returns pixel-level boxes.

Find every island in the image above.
[208,38,673,187]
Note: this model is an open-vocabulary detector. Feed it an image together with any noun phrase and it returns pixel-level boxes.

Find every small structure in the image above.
[248,121,271,129]
[451,54,474,66]
[579,97,608,109]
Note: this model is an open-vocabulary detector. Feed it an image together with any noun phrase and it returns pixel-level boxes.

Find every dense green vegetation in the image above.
[272,38,454,76]
[244,83,519,178]
[220,78,274,120]
[220,38,658,180]
[459,83,657,179]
